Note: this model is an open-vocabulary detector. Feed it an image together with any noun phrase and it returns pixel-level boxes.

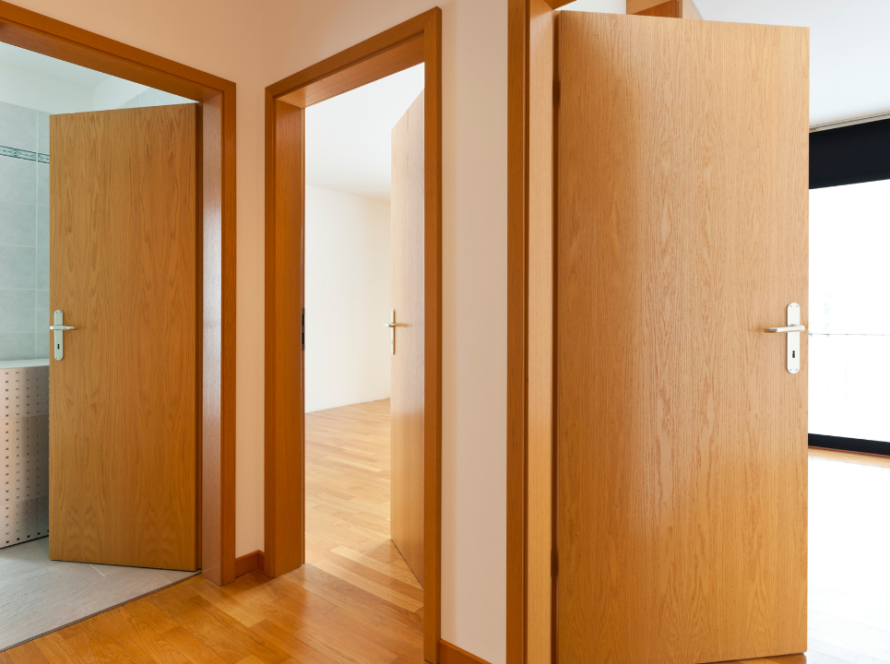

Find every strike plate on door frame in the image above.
[765,303,804,374]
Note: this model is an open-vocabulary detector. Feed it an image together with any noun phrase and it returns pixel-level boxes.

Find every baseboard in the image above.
[439,640,491,664]
[234,550,265,577]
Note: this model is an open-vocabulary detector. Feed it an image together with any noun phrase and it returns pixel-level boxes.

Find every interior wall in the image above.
[260,2,509,661]
[8,1,509,661]
[304,185,392,413]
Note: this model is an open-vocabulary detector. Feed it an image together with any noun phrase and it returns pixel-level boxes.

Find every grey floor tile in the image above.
[0,202,36,247]
[0,538,199,651]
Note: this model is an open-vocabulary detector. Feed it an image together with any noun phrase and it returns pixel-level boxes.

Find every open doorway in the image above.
[0,43,200,649]
[264,9,442,662]
[302,63,426,592]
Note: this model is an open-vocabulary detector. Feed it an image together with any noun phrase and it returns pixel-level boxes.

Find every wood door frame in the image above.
[0,0,238,585]
[263,8,442,662]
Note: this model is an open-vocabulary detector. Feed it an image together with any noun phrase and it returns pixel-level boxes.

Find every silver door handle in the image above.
[52,311,76,361]
[765,303,803,374]
[384,323,397,328]
[765,325,805,333]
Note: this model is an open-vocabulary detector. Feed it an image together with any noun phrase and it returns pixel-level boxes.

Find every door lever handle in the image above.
[765,325,805,334]
[51,311,76,361]
[765,303,803,374]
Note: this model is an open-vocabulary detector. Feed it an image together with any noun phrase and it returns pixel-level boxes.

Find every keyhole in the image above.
[792,350,796,359]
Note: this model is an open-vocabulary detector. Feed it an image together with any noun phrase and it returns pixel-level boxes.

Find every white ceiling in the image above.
[564,0,890,127]
[687,0,890,126]
[306,65,425,202]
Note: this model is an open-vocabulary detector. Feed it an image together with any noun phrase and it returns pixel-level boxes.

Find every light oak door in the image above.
[390,92,425,585]
[556,13,808,663]
[49,105,199,571]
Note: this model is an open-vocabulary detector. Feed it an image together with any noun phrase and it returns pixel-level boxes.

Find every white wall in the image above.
[304,185,392,413]
[260,2,509,661]
[12,1,509,660]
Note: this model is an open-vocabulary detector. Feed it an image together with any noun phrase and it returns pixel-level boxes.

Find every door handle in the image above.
[765,325,805,334]
[384,309,396,355]
[764,303,803,374]
[51,310,76,361]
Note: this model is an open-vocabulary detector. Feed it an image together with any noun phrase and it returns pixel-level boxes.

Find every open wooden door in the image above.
[555,13,808,663]
[49,105,199,571]
[390,92,425,585]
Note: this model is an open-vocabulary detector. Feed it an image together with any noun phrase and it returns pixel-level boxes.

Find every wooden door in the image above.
[49,105,199,571]
[391,92,425,585]
[556,13,808,663]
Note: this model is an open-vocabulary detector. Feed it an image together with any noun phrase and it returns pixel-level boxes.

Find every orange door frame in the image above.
[0,0,238,585]
[263,8,442,663]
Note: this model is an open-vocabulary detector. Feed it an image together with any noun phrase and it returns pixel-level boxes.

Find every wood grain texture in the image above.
[440,640,491,664]
[49,105,199,571]
[626,0,671,13]
[264,9,441,661]
[632,0,682,18]
[0,0,238,586]
[264,100,306,579]
[235,551,266,578]
[556,13,809,663]
[505,0,529,660]
[390,92,426,586]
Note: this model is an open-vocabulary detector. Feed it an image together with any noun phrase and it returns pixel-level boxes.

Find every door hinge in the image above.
[551,549,559,577]
[302,308,305,351]
[554,79,561,107]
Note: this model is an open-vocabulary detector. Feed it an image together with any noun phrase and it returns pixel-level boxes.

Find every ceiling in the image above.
[694,0,890,126]
[564,0,890,127]
[0,41,111,88]
[306,64,425,202]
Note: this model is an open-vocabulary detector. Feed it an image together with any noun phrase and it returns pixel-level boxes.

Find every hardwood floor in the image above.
[4,403,887,664]
[1,399,424,664]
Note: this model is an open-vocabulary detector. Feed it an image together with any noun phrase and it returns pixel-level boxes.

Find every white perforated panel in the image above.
[2,365,49,548]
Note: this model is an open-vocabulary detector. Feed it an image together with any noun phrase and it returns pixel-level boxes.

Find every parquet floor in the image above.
[4,400,888,664]
[1,399,425,664]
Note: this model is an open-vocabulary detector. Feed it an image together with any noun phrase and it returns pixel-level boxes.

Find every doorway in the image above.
[0,1,237,652]
[0,33,225,653]
[264,9,442,662]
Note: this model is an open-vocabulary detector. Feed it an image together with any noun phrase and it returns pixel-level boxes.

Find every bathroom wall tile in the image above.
[0,101,37,152]
[0,246,35,289]
[36,247,49,290]
[0,201,35,246]
[36,206,49,248]
[37,162,49,207]
[34,332,49,359]
[0,333,35,361]
[0,289,36,333]
[37,112,50,155]
[0,157,37,205]
[35,289,49,334]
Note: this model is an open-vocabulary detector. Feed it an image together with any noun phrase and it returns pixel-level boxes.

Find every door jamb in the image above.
[263,8,442,663]
[0,0,238,585]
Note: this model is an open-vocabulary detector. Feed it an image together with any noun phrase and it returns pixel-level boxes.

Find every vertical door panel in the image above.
[391,92,425,585]
[49,105,198,571]
[556,13,808,662]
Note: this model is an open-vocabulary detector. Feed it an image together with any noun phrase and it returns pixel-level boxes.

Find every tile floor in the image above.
[0,537,197,651]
